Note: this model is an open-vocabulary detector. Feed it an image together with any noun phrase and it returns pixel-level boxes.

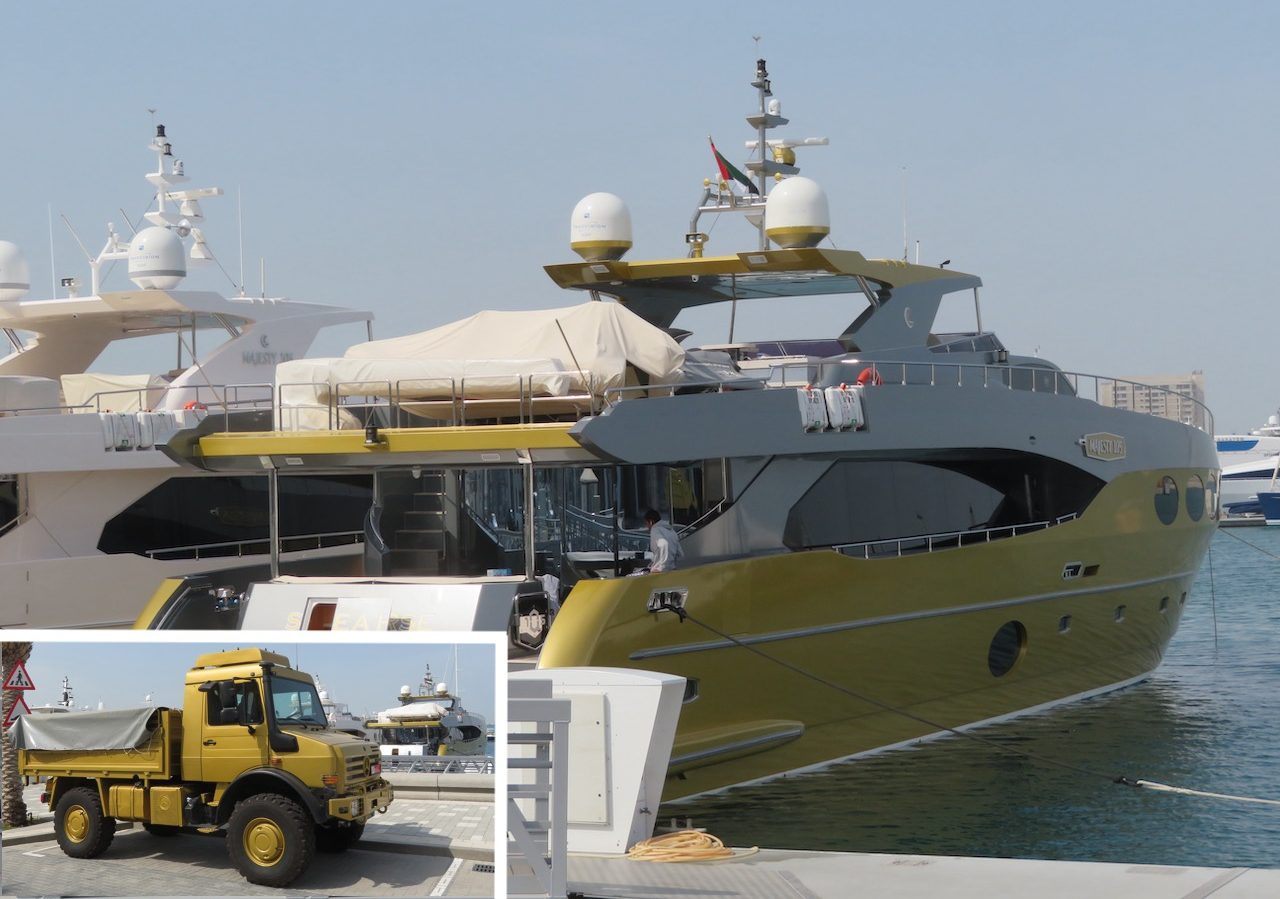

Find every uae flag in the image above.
[710,138,759,195]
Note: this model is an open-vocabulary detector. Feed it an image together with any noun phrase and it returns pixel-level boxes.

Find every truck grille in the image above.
[344,747,378,785]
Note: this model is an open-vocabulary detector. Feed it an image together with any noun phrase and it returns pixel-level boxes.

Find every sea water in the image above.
[665,527,1280,867]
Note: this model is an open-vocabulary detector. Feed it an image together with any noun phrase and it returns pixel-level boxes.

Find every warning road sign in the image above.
[3,694,31,728]
[3,660,35,691]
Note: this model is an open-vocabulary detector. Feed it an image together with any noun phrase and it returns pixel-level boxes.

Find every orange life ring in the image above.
[856,367,883,386]
[183,401,208,411]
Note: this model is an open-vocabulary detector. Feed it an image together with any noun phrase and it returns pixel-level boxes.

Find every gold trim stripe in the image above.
[198,422,581,458]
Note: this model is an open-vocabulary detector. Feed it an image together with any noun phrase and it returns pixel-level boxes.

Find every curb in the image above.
[2,821,494,862]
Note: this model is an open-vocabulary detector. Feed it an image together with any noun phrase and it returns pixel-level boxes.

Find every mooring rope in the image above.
[627,830,759,862]
[653,601,1280,808]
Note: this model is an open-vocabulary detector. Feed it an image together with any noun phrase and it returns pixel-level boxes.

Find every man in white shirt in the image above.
[643,508,683,573]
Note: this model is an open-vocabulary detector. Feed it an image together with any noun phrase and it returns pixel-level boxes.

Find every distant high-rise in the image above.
[1099,372,1207,430]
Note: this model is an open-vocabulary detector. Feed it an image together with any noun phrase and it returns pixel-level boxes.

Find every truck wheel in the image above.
[316,821,365,853]
[226,794,315,887]
[54,787,116,859]
[143,823,181,837]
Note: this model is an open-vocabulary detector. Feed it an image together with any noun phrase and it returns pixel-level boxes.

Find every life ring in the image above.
[183,401,208,411]
[856,367,883,386]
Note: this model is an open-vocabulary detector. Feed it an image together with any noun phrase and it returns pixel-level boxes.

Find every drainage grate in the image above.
[472,863,495,874]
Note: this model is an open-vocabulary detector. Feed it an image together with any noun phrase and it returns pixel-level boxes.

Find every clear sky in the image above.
[7,640,496,723]
[2,2,1276,430]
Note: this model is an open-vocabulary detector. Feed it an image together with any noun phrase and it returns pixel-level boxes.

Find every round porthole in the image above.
[1186,475,1205,521]
[1154,476,1179,525]
[988,620,1027,677]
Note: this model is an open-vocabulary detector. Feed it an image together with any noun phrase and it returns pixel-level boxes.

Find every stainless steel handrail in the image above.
[144,529,363,560]
[832,513,1080,560]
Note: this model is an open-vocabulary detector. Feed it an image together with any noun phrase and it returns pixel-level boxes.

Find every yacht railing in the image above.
[144,529,363,561]
[92,359,1211,437]
[833,513,1080,560]
[379,755,495,775]
[600,360,1214,435]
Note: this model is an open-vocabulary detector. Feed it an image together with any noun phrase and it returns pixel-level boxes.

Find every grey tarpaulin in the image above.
[9,707,162,750]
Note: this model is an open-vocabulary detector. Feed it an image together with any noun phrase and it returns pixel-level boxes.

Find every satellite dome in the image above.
[0,241,30,303]
[128,226,186,289]
[570,192,632,261]
[765,176,830,248]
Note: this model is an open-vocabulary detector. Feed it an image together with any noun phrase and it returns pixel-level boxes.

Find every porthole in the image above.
[1159,596,1169,614]
[1206,474,1219,520]
[1186,475,1205,521]
[1058,615,1072,634]
[1114,605,1127,623]
[987,620,1027,677]
[1154,476,1179,525]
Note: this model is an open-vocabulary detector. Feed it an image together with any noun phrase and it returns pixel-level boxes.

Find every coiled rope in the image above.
[627,829,758,862]
[652,600,1280,808]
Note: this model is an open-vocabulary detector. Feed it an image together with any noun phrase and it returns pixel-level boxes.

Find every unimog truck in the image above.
[13,648,394,887]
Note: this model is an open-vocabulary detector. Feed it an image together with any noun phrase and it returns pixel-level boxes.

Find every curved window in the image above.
[1186,475,1205,521]
[1154,476,1179,525]
[988,620,1026,677]
[1206,474,1219,520]
[98,474,371,558]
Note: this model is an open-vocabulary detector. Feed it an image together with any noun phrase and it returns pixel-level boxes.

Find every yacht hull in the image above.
[539,468,1215,801]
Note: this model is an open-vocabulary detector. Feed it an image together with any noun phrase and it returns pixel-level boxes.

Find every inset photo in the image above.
[1,639,497,898]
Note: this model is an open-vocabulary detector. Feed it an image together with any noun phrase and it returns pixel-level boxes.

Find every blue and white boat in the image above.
[1216,411,1280,517]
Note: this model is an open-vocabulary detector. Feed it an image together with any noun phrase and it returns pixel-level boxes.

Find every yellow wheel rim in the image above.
[242,817,286,867]
[64,805,89,843]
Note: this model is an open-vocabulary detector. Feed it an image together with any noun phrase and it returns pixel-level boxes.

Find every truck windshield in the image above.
[269,675,327,725]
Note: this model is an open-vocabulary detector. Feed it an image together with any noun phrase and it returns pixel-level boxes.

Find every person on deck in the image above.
[643,508,683,573]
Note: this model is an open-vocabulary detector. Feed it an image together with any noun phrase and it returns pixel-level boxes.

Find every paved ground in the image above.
[3,783,495,897]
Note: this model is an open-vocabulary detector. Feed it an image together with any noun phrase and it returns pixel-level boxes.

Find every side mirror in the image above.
[217,681,236,708]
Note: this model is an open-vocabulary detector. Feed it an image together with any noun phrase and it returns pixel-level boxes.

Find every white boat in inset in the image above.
[0,124,375,627]
[366,665,487,757]
[317,684,372,741]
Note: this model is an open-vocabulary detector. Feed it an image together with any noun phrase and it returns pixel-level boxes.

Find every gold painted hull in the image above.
[539,469,1216,801]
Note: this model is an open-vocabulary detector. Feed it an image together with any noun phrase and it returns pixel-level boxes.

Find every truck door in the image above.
[197,679,269,783]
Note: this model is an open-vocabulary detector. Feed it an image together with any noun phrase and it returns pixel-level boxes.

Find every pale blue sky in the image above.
[2,2,1276,430]
[7,640,496,722]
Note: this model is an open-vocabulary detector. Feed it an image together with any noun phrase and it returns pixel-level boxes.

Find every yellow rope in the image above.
[626,829,759,863]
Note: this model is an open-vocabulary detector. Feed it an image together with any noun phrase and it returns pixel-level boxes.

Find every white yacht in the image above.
[0,125,374,627]
[317,684,373,741]
[1215,411,1280,516]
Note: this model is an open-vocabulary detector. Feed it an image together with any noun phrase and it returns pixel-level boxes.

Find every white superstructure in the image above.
[1215,410,1280,514]
[0,125,374,627]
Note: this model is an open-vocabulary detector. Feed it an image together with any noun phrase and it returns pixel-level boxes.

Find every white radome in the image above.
[765,176,831,248]
[128,226,186,289]
[570,192,633,261]
[0,241,30,303]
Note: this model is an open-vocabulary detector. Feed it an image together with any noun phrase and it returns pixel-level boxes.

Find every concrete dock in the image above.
[558,848,1280,898]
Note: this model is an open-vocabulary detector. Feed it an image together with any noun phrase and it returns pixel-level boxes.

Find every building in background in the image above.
[1099,371,1207,430]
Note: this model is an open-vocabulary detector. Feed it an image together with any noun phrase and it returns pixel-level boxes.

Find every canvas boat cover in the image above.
[371,701,448,723]
[61,373,169,413]
[9,706,161,751]
[0,375,59,413]
[274,302,685,429]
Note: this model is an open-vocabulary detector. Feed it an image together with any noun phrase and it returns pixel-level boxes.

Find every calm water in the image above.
[664,527,1280,867]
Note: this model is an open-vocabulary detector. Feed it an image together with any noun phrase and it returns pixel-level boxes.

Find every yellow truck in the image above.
[14,648,394,887]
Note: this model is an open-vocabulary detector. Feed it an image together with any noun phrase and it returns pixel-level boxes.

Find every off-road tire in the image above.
[143,822,182,837]
[54,786,116,858]
[316,820,365,853]
[225,793,315,887]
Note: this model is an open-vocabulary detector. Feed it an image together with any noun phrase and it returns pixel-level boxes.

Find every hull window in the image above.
[783,455,1104,550]
[1185,475,1205,521]
[1154,476,1179,525]
[0,474,18,537]
[987,620,1026,677]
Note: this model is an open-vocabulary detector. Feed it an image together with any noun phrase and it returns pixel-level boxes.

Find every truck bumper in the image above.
[326,780,394,822]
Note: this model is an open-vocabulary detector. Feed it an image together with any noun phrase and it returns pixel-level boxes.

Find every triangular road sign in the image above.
[4,694,31,728]
[3,660,35,691]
